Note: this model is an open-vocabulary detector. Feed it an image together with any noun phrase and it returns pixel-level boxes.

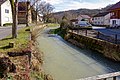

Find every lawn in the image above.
[0,26,31,53]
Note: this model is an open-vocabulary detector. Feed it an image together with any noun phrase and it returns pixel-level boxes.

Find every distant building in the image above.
[77,14,92,23]
[70,19,78,26]
[109,1,120,27]
[92,12,110,26]
[0,0,12,26]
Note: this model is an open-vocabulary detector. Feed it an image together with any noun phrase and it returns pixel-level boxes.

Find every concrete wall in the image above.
[65,32,120,61]
[1,0,12,26]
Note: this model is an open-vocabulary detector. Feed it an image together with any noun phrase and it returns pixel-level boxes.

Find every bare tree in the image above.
[36,1,54,23]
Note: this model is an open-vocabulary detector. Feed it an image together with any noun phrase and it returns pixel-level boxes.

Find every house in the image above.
[0,0,12,26]
[18,2,32,24]
[18,2,42,24]
[109,1,120,27]
[92,12,110,26]
[70,14,92,26]
[77,14,92,23]
[70,19,78,26]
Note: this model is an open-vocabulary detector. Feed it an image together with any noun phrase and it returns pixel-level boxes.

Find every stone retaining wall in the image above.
[65,32,120,61]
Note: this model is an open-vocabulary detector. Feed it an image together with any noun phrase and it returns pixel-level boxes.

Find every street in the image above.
[0,25,25,40]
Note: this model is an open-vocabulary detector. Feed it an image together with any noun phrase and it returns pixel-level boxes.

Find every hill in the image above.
[50,4,113,23]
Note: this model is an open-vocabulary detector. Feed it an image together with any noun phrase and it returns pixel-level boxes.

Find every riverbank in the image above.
[30,24,54,80]
[0,24,53,80]
[36,26,120,80]
[0,26,32,79]
[65,32,120,61]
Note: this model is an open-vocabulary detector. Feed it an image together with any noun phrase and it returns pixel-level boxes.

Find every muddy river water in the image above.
[36,28,120,80]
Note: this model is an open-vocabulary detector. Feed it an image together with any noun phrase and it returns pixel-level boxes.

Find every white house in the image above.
[0,0,12,26]
[77,14,92,23]
[109,1,120,27]
[93,12,110,26]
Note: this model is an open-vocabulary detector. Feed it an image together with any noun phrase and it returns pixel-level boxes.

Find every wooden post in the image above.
[85,29,87,36]
[115,34,117,44]
[103,78,107,80]
[77,30,79,34]
[9,42,14,48]
[98,32,100,38]
[113,76,116,80]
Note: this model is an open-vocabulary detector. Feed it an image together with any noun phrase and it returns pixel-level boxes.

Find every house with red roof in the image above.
[109,1,120,27]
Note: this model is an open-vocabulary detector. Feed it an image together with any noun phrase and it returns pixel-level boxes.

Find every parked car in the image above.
[78,21,92,27]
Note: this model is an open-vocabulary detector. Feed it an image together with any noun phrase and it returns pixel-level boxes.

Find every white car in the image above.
[78,21,92,27]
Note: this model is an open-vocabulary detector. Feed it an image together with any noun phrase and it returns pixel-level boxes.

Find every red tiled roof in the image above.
[0,0,6,5]
[70,19,78,22]
[109,1,120,10]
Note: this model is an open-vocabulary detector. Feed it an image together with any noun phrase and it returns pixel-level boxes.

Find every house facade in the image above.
[0,0,12,26]
[109,1,120,27]
[92,12,110,26]
[77,14,92,23]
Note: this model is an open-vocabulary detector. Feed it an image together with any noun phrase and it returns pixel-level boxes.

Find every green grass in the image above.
[3,23,12,26]
[46,23,59,27]
[30,71,44,80]
[0,26,31,53]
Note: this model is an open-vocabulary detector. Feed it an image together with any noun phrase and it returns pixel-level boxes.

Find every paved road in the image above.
[0,25,25,40]
[37,27,120,80]
[93,26,120,40]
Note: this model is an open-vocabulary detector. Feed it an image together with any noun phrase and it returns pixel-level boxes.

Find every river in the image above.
[36,27,120,80]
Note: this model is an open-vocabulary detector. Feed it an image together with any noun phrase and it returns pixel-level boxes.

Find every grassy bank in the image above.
[0,27,31,53]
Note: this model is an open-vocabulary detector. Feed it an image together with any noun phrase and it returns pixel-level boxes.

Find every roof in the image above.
[109,1,120,10]
[0,0,6,5]
[70,19,78,22]
[93,12,109,17]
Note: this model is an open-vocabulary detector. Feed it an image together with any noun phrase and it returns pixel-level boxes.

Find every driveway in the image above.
[0,24,25,40]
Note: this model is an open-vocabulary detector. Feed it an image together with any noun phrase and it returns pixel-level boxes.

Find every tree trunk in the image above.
[36,9,37,24]
[12,0,18,38]
[26,1,29,27]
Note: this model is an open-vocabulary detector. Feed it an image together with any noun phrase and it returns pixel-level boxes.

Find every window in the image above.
[5,9,9,13]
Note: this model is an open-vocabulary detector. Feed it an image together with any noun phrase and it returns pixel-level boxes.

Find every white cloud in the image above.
[43,0,120,12]
[43,0,64,5]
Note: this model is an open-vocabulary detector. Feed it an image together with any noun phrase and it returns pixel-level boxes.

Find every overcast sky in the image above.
[42,0,119,12]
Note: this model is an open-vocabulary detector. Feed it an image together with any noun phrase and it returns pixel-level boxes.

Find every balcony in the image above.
[110,16,120,19]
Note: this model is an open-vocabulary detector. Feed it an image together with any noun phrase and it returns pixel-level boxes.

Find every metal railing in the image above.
[77,71,120,80]
[70,30,120,44]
